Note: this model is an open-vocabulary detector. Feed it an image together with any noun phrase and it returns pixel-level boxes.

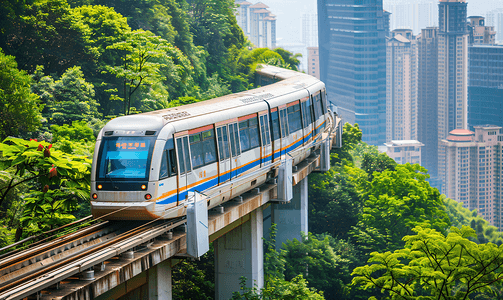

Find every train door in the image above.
[286,101,302,152]
[270,107,281,162]
[175,133,192,204]
[312,91,325,140]
[216,124,231,184]
[228,122,241,179]
[301,96,314,145]
[278,105,289,156]
[259,111,272,166]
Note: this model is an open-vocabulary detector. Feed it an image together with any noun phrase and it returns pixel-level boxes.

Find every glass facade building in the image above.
[468,45,503,130]
[317,0,387,145]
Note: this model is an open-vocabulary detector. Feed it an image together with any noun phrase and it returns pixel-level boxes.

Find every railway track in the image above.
[0,218,185,300]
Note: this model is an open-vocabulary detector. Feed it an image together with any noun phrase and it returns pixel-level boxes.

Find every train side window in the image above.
[271,110,280,140]
[301,100,312,128]
[229,123,241,156]
[313,94,322,120]
[202,129,217,165]
[168,149,177,175]
[249,117,260,149]
[159,148,177,179]
[217,126,230,161]
[239,121,250,151]
[320,90,327,114]
[176,136,191,174]
[287,103,302,133]
[239,117,260,151]
[280,109,289,137]
[159,152,169,179]
[190,129,217,169]
[259,115,268,146]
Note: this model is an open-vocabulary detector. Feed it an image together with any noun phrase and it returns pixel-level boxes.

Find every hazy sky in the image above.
[263,0,503,46]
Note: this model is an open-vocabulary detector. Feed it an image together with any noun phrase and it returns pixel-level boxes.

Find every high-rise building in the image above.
[301,14,318,48]
[235,1,253,36]
[441,126,503,229]
[307,47,320,79]
[467,16,496,45]
[437,0,469,192]
[468,45,503,130]
[318,0,387,145]
[486,8,503,43]
[384,0,438,34]
[235,1,276,49]
[386,29,418,142]
[417,27,439,178]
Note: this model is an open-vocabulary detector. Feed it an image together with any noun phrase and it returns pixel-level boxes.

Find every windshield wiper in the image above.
[105,158,118,190]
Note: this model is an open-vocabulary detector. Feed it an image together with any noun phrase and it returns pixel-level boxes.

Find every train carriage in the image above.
[91,65,332,220]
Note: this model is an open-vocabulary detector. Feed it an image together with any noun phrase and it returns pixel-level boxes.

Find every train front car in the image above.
[90,115,172,220]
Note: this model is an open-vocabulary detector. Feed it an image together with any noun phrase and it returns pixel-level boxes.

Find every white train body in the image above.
[90,65,332,220]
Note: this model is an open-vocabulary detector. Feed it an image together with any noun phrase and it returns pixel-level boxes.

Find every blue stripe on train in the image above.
[156,141,304,205]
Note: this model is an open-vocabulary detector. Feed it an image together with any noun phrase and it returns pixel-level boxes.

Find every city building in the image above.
[383,0,438,34]
[437,0,469,193]
[235,1,252,36]
[486,8,503,43]
[441,126,503,229]
[417,27,439,178]
[384,140,424,165]
[235,1,276,48]
[468,44,503,130]
[302,14,318,48]
[467,16,496,45]
[307,47,320,79]
[386,29,417,142]
[318,0,387,145]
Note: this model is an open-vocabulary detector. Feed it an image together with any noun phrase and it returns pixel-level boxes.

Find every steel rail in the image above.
[0,218,185,300]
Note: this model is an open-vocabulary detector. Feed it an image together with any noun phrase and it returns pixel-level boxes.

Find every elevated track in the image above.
[0,117,341,300]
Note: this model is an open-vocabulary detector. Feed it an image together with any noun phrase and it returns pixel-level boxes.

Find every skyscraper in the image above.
[441,126,503,229]
[468,45,503,130]
[234,1,276,49]
[437,0,468,192]
[417,27,439,178]
[486,8,503,43]
[386,29,417,142]
[318,0,387,145]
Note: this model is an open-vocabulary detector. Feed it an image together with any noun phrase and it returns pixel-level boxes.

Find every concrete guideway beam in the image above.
[214,207,264,300]
[270,176,308,250]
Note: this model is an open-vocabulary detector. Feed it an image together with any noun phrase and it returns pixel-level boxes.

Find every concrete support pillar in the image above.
[215,207,264,299]
[271,176,308,249]
[148,259,172,300]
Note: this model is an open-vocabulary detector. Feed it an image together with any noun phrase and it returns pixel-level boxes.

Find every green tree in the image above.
[352,226,503,300]
[332,123,363,165]
[361,152,397,181]
[281,233,349,300]
[309,170,362,238]
[353,164,450,252]
[0,50,42,139]
[0,137,91,236]
[273,48,301,71]
[0,0,97,75]
[106,30,172,115]
[50,66,100,125]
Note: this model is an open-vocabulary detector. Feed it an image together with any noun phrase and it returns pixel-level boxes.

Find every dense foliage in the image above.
[1,0,502,298]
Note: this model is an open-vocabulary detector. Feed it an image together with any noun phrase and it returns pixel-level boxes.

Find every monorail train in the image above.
[90,65,334,220]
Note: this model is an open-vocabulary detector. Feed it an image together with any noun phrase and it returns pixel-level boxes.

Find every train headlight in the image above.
[97,184,103,190]
[145,194,152,200]
[141,185,147,190]
[92,193,98,199]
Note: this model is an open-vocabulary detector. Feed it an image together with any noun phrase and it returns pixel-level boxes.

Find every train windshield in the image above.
[97,137,155,180]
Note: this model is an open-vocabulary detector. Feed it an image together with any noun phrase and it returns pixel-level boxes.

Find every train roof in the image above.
[102,65,323,134]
